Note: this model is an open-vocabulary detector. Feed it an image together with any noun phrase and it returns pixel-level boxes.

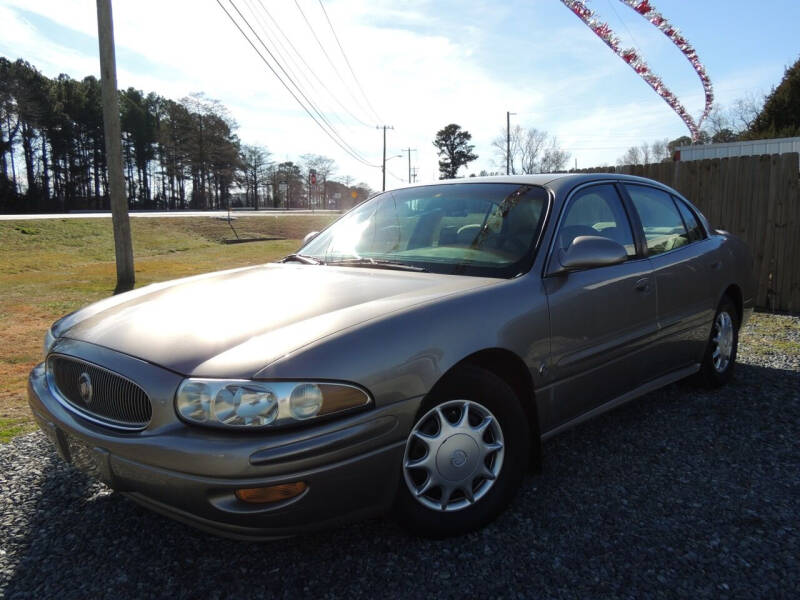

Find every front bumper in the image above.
[28,360,421,540]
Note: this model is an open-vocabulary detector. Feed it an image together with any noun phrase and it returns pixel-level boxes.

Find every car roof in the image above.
[390,173,677,196]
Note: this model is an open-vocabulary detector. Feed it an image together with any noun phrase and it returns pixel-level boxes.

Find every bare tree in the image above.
[730,92,764,133]
[540,145,570,173]
[301,153,336,208]
[519,128,549,173]
[492,125,544,174]
[492,125,568,174]
[617,138,670,166]
[641,143,652,165]
[617,145,643,166]
[705,103,732,138]
[650,138,670,162]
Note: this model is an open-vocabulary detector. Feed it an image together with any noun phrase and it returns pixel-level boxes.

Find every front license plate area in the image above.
[64,433,114,485]
[32,412,71,463]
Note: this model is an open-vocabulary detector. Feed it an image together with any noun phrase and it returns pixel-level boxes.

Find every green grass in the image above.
[0,417,37,443]
[0,214,337,442]
[739,312,800,360]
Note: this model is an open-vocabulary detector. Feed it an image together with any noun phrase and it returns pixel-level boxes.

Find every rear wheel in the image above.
[697,296,739,387]
[394,366,529,538]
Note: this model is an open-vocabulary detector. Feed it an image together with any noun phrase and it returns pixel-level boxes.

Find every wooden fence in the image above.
[576,153,800,313]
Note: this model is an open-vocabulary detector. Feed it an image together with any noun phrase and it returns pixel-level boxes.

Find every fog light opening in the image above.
[235,482,308,504]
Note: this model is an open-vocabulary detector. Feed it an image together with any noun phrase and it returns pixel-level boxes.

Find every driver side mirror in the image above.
[302,231,320,246]
[550,235,627,275]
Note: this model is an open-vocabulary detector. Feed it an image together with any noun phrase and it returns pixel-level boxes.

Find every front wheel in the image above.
[697,296,739,387]
[394,366,530,538]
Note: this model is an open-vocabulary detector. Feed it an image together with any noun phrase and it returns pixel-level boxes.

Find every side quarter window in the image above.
[674,197,705,242]
[625,185,689,256]
[557,184,636,257]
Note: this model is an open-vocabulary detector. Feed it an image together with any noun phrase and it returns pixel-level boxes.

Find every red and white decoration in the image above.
[559,0,713,141]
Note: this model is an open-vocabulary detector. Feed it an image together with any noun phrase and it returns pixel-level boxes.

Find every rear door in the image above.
[621,184,717,373]
[543,183,658,430]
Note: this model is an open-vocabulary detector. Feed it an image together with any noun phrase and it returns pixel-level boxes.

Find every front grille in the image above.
[47,355,152,430]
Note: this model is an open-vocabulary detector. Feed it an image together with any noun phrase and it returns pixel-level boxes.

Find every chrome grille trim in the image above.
[46,354,152,431]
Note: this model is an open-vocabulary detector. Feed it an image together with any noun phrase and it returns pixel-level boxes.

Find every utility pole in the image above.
[506,111,516,176]
[96,0,134,293]
[401,147,416,183]
[377,125,393,191]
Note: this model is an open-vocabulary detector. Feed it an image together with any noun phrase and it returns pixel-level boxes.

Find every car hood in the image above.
[58,263,498,377]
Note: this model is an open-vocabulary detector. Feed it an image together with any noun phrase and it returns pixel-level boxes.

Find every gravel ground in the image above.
[1,315,798,599]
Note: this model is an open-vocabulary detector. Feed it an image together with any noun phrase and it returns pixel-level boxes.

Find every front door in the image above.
[543,183,658,430]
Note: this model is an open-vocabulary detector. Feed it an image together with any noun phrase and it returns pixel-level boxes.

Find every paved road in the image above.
[0,210,340,220]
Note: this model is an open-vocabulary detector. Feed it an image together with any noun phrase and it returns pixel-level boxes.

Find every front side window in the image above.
[557,184,636,257]
[300,183,549,278]
[625,185,689,256]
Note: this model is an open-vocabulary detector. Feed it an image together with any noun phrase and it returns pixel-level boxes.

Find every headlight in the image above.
[43,328,57,359]
[175,379,371,429]
[290,383,323,419]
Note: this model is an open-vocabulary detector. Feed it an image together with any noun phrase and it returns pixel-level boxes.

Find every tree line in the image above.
[0,58,370,213]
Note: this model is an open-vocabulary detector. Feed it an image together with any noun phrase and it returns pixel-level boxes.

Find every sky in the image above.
[1,0,799,192]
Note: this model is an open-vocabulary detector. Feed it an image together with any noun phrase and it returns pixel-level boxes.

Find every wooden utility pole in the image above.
[377,125,393,191]
[401,148,416,184]
[97,0,134,293]
[506,111,515,175]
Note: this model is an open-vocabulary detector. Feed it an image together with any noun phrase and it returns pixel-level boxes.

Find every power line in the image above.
[229,0,371,164]
[293,0,377,122]
[386,168,405,183]
[252,0,374,128]
[218,0,379,167]
[316,0,382,123]
[241,0,352,134]
[606,0,643,56]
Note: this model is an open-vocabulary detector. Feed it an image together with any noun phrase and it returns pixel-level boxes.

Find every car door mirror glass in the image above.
[554,235,628,273]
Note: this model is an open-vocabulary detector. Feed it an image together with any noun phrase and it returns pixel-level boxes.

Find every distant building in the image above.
[676,136,800,168]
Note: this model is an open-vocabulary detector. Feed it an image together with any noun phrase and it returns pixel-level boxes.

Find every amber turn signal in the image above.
[235,482,308,504]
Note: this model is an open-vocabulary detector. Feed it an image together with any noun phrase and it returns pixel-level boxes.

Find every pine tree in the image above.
[433,124,478,179]
[747,56,800,139]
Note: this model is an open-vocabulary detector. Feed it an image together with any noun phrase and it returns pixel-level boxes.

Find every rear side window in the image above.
[624,185,688,256]
[558,184,636,257]
[674,197,705,242]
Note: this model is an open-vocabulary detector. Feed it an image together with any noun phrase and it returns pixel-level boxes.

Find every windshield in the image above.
[300,183,549,278]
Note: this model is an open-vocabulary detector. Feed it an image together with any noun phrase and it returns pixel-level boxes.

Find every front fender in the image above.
[254,275,550,408]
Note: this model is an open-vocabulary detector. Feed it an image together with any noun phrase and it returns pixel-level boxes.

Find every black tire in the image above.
[697,295,739,388]
[394,365,530,538]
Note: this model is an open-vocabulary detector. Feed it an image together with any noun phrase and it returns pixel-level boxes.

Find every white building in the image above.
[676,136,800,164]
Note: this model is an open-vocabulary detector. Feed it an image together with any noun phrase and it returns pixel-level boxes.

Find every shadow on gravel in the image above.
[3,363,798,599]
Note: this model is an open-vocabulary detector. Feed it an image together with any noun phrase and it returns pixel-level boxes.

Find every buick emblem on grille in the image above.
[78,372,93,405]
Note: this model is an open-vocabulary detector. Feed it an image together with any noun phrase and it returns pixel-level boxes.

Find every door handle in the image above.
[634,277,650,292]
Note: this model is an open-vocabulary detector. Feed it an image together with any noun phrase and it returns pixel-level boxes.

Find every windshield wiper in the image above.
[327,257,427,272]
[281,253,323,265]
